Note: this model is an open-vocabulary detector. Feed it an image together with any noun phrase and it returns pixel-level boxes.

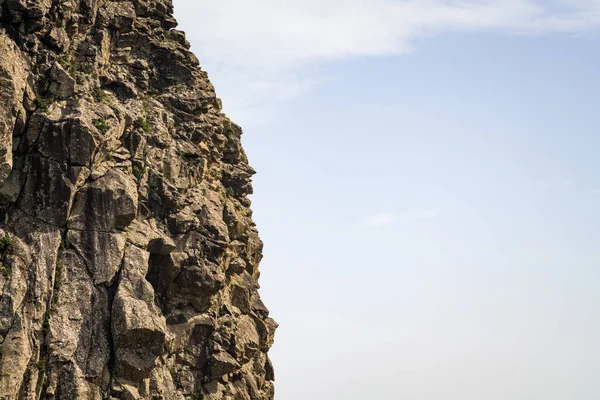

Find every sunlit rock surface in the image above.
[0,1,276,398]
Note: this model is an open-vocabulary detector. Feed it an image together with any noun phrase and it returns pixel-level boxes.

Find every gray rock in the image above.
[69,169,138,232]
[210,351,241,378]
[112,246,166,382]
[0,0,26,24]
[0,33,27,187]
[147,236,176,255]
[0,210,61,397]
[45,27,70,51]
[49,62,76,99]
[47,250,111,398]
[67,229,127,285]
[104,1,137,33]
[17,155,87,226]
[0,1,276,398]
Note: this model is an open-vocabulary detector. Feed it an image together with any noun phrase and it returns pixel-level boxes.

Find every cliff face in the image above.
[0,1,276,399]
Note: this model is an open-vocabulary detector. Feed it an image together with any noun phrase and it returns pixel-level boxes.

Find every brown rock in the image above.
[49,62,76,99]
[0,33,28,187]
[0,1,275,398]
[69,169,138,232]
[45,27,70,50]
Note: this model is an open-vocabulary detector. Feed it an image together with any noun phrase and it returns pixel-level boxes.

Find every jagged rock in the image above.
[0,0,276,398]
[0,210,61,397]
[112,246,166,382]
[228,256,248,275]
[103,1,136,33]
[49,62,76,99]
[45,27,69,51]
[229,272,258,314]
[0,159,23,203]
[210,351,240,379]
[147,236,176,255]
[232,315,261,364]
[30,101,103,167]
[0,0,27,24]
[126,219,162,247]
[18,155,87,226]
[69,169,138,232]
[47,250,111,398]
[0,231,31,337]
[0,33,28,187]
[67,229,127,285]
[265,356,275,382]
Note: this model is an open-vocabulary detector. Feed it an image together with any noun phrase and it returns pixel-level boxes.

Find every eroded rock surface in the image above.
[0,1,276,398]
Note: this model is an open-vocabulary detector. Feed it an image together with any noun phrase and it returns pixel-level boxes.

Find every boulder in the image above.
[69,169,138,232]
[112,246,166,381]
[49,62,76,99]
[67,229,127,285]
[45,27,70,51]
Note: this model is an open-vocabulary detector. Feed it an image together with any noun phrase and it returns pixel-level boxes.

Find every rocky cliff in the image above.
[0,1,276,399]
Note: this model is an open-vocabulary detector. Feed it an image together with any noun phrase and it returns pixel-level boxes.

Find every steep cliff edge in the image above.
[0,1,276,399]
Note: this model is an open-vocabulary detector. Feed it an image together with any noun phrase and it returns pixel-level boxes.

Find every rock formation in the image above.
[0,1,276,398]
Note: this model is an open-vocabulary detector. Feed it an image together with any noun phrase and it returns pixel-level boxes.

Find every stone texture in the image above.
[46,250,111,398]
[112,246,167,382]
[48,62,76,99]
[0,1,276,399]
[0,33,28,187]
[67,228,127,285]
[68,168,138,232]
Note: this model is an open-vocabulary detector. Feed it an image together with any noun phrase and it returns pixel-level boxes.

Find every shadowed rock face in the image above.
[0,1,276,398]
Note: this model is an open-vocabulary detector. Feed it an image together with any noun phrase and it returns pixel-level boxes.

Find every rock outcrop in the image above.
[0,1,276,399]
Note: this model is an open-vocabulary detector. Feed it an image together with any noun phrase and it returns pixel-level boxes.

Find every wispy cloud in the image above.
[535,172,576,189]
[174,0,600,121]
[364,213,399,228]
[362,208,445,227]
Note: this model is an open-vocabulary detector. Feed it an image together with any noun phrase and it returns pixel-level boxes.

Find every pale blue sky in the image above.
[175,2,600,399]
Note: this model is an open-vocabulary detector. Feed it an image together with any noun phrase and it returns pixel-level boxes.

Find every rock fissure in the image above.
[12,204,59,228]
[0,0,276,399]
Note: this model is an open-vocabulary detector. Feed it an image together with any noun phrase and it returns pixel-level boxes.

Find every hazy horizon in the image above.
[176,1,600,398]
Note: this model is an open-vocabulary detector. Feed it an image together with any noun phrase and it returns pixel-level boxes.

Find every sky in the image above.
[174,1,600,399]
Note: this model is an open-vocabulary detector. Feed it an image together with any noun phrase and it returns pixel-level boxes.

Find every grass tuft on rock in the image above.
[35,95,55,112]
[93,87,109,102]
[0,235,13,278]
[93,119,110,134]
[136,118,153,133]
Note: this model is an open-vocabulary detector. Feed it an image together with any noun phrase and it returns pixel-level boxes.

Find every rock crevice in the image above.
[0,1,276,399]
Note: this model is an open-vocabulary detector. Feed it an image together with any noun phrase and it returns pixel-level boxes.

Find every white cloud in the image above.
[363,208,445,227]
[173,0,600,121]
[364,213,399,227]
